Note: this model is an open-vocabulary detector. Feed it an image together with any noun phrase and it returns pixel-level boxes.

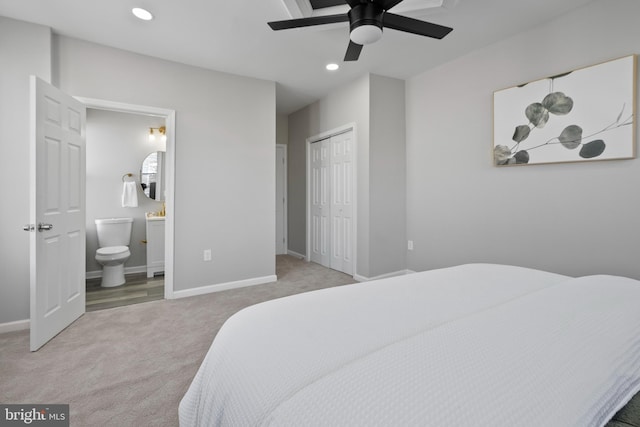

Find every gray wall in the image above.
[0,21,275,324]
[85,109,165,275]
[54,36,276,292]
[0,18,51,324]
[406,0,640,278]
[369,75,406,277]
[287,74,406,278]
[288,75,371,273]
[276,114,288,145]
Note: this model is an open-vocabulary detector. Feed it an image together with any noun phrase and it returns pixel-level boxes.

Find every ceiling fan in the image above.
[267,0,453,61]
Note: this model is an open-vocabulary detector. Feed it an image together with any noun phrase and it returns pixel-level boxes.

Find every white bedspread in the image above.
[179,264,640,426]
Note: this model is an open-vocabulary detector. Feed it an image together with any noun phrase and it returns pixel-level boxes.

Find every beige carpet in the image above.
[0,255,355,426]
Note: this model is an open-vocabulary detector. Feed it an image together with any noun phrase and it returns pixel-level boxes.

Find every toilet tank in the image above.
[95,217,133,247]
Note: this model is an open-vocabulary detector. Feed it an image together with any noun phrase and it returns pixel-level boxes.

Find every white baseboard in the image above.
[171,275,278,299]
[354,269,415,282]
[1,274,279,332]
[0,319,30,334]
[86,265,147,280]
[286,249,305,259]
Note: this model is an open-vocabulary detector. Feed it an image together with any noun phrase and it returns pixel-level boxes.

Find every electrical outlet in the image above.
[203,249,212,261]
[407,240,414,251]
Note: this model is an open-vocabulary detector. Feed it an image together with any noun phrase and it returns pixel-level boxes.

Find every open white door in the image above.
[28,76,86,351]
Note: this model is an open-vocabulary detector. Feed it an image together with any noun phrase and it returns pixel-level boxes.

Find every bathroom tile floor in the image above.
[86,273,164,312]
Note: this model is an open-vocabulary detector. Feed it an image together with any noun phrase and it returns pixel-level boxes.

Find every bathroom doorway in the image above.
[79,97,176,310]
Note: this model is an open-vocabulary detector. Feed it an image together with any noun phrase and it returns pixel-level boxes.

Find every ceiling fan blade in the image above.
[376,0,404,10]
[268,13,349,30]
[344,41,363,61]
[382,13,453,39]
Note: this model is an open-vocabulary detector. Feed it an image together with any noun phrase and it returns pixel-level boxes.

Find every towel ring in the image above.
[122,173,135,182]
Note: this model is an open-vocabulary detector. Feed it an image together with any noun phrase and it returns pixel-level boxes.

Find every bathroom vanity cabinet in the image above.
[146,215,165,278]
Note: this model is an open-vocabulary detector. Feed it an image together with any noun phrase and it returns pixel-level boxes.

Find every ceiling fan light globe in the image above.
[350,25,383,45]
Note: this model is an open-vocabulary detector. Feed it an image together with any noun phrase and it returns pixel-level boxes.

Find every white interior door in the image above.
[310,139,330,267]
[309,130,354,274]
[275,145,286,255]
[29,76,86,351]
[329,131,354,275]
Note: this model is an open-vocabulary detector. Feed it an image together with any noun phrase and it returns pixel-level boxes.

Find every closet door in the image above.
[329,131,354,275]
[309,139,330,267]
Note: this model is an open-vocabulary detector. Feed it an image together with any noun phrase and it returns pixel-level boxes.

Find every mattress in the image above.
[179,263,640,426]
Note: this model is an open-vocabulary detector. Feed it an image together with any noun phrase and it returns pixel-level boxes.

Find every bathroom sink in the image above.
[146,212,165,220]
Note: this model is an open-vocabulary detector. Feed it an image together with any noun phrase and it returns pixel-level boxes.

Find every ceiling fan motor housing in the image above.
[348,3,384,45]
[266,0,452,61]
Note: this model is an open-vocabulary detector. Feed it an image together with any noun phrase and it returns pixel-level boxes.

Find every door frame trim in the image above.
[75,97,176,299]
[276,144,288,255]
[305,123,357,278]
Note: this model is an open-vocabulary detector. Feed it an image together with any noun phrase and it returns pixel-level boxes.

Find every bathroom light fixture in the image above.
[326,63,339,71]
[132,7,154,21]
[148,126,166,142]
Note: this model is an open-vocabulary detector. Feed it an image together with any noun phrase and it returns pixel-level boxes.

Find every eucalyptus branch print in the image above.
[493,55,635,166]
[496,103,633,165]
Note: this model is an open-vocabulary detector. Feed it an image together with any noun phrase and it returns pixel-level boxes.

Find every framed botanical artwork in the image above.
[493,55,636,166]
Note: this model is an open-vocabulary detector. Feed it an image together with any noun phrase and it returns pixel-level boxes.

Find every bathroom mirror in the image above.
[140,151,166,201]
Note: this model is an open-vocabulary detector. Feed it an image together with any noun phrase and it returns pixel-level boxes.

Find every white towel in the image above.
[122,181,138,208]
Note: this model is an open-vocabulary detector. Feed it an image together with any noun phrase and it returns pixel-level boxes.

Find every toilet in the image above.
[95,217,133,287]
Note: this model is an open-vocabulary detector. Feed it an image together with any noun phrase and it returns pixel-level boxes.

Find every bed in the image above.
[179,263,640,426]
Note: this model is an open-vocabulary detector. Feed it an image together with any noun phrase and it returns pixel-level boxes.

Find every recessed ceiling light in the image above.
[326,63,339,71]
[132,7,154,21]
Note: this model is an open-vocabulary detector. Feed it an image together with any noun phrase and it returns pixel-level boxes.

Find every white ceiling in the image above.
[0,0,597,114]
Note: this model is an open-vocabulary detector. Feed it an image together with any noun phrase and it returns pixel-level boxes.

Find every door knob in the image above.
[23,224,35,231]
[37,223,53,232]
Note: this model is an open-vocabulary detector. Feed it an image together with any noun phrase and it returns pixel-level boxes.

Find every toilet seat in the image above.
[96,246,130,261]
